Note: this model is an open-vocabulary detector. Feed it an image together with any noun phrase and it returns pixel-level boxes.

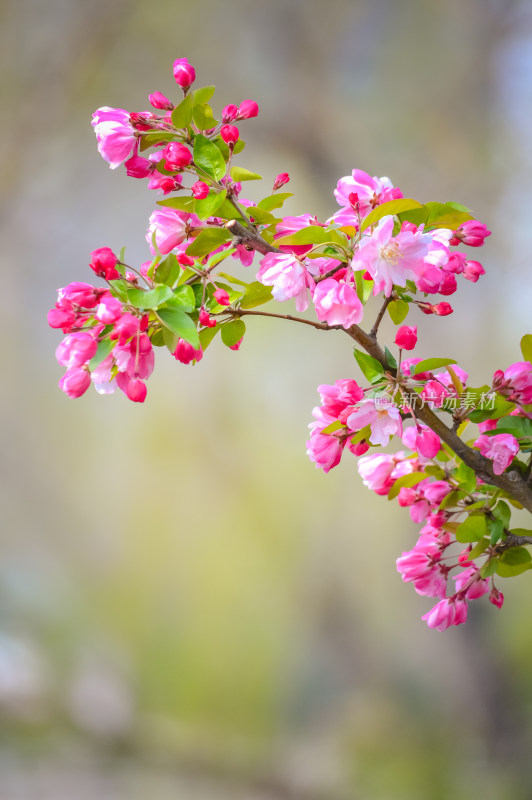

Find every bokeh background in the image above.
[2,0,532,797]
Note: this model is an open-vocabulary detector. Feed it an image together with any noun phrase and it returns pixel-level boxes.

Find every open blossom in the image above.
[422,597,468,631]
[317,379,364,418]
[56,332,98,368]
[502,361,532,404]
[146,207,193,254]
[357,453,398,495]
[331,169,402,226]
[474,433,520,475]
[257,252,314,312]
[312,278,363,328]
[91,107,137,169]
[351,216,432,297]
[306,411,345,473]
[346,398,402,446]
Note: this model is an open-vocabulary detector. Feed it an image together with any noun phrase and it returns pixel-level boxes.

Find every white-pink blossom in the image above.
[331,169,402,226]
[312,278,363,328]
[346,398,402,446]
[257,252,314,312]
[474,433,520,475]
[91,107,137,169]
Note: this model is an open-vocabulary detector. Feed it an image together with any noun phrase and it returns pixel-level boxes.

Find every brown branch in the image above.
[370,296,392,338]
[225,219,280,255]
[229,307,331,331]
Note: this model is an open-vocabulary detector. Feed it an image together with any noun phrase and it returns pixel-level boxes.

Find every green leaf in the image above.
[186,227,232,258]
[125,285,173,310]
[410,357,457,377]
[160,285,196,313]
[468,393,515,423]
[198,324,220,351]
[388,472,427,501]
[354,271,374,304]
[157,308,200,349]
[320,420,344,435]
[192,103,218,131]
[246,207,277,225]
[488,517,504,546]
[157,196,196,211]
[423,202,473,230]
[424,464,445,479]
[493,500,511,529]
[194,189,227,221]
[350,425,371,446]
[192,85,215,106]
[510,528,532,538]
[456,514,488,543]
[275,226,347,248]
[220,319,246,347]
[353,349,385,383]
[162,325,179,354]
[520,334,532,363]
[214,199,247,222]
[154,254,181,287]
[230,166,263,182]
[360,199,424,232]
[469,538,489,559]
[480,559,498,578]
[496,546,532,577]
[494,416,532,439]
[139,131,177,152]
[89,339,115,371]
[387,299,409,325]
[257,193,293,212]
[214,137,246,161]
[453,461,477,494]
[108,279,129,302]
[384,347,397,370]
[193,134,226,181]
[239,281,273,309]
[171,94,193,128]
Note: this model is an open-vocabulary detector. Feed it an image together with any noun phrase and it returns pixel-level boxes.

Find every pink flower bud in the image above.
[89,247,120,281]
[445,252,466,274]
[220,125,240,145]
[162,142,193,170]
[273,173,290,191]
[415,429,441,458]
[213,288,231,306]
[96,294,123,323]
[438,272,457,296]
[238,100,259,119]
[149,91,174,110]
[222,104,239,123]
[129,112,154,131]
[191,181,209,199]
[173,58,196,90]
[125,155,153,178]
[173,338,203,365]
[463,260,485,282]
[450,220,491,247]
[394,325,417,350]
[48,308,76,330]
[110,312,140,344]
[56,332,98,368]
[178,253,195,267]
[229,338,243,351]
[126,378,147,403]
[348,192,360,211]
[432,302,453,316]
[489,587,504,609]
[59,366,91,399]
[199,307,217,328]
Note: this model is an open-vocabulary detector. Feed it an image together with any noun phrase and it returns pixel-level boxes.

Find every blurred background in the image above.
[1,0,532,797]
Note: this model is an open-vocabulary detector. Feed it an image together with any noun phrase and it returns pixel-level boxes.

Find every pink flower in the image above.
[220,125,240,145]
[274,214,322,257]
[318,379,364,417]
[331,169,402,226]
[117,376,147,403]
[229,338,243,351]
[422,598,468,630]
[173,339,203,365]
[489,587,504,609]
[110,313,141,344]
[91,107,137,169]
[89,247,120,281]
[351,216,432,297]
[503,361,532,404]
[257,252,314,312]
[162,142,193,170]
[238,100,259,119]
[213,289,231,306]
[453,567,489,600]
[423,480,451,505]
[173,58,196,90]
[450,220,491,247]
[149,92,173,111]
[474,433,520,475]
[463,260,485,282]
[273,173,290,191]
[125,155,154,179]
[146,208,191,254]
[394,325,417,350]
[222,104,238,122]
[420,380,451,409]
[191,181,209,199]
[199,307,217,328]
[59,366,91,399]
[358,453,400,495]
[415,428,441,458]
[346,398,402,447]
[306,428,344,473]
[312,279,363,328]
[56,332,98,368]
[95,294,122,323]
[57,282,101,309]
[432,302,453,316]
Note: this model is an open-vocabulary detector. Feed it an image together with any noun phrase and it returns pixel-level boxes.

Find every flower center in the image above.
[380,241,402,264]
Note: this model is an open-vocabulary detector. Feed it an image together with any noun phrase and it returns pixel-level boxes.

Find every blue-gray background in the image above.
[1,0,532,797]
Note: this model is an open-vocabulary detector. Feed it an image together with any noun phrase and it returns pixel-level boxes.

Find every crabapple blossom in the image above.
[273,173,290,191]
[257,252,314,312]
[450,220,491,247]
[89,247,120,281]
[331,169,402,226]
[394,325,417,350]
[346,399,402,447]
[173,339,203,365]
[91,107,137,169]
[220,125,240,145]
[237,100,259,119]
[146,208,191,254]
[312,278,363,328]
[173,57,196,89]
[59,367,91,399]
[474,433,520,475]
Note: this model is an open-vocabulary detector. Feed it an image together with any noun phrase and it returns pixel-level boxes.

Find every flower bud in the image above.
[173,58,196,90]
[463,260,485,282]
[173,339,203,365]
[126,378,147,403]
[89,247,120,281]
[394,325,417,351]
[220,125,240,146]
[222,104,239,123]
[432,302,453,316]
[450,220,491,247]
[229,338,243,351]
[213,288,231,306]
[96,294,123,323]
[191,181,210,199]
[489,587,504,609]
[415,429,441,458]
[125,155,153,178]
[162,142,193,170]
[199,307,217,328]
[59,366,91,399]
[273,172,290,191]
[238,100,259,119]
[149,91,174,110]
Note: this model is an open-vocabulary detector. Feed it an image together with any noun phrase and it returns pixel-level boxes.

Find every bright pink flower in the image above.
[59,366,91,399]
[420,380,451,409]
[149,92,173,110]
[331,169,402,226]
[351,216,432,297]
[95,294,122,323]
[274,214,322,257]
[232,244,255,267]
[220,125,239,145]
[445,252,466,274]
[477,419,497,433]
[222,104,238,123]
[415,429,441,458]
[432,302,453,316]
[489,587,504,609]
[346,398,402,447]
[122,376,147,403]
[257,252,314,312]
[191,181,210,199]
[229,338,243,351]
[48,307,77,331]
[57,282,101,309]
[89,247,120,281]
[199,307,217,328]
[125,155,153,178]
[110,313,141,344]
[450,220,491,247]
[503,361,532,404]
[173,339,203,365]
[238,100,259,119]
[146,208,191,254]
[318,379,364,418]
[396,543,447,598]
[423,480,451,505]
[422,598,468,630]
[56,332,98,368]
[91,107,137,169]
[394,325,417,350]
[437,272,457,296]
[91,354,115,394]
[453,567,489,600]
[306,427,344,473]
[312,278,363,328]
[463,260,485,282]
[273,173,290,191]
[213,289,231,306]
[173,58,196,89]
[162,142,193,170]
[474,433,520,475]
